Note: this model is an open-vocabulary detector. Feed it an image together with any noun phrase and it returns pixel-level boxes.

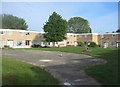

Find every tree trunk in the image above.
[52,42,55,47]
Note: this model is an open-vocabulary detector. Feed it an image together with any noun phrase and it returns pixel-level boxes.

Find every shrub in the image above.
[78,42,84,47]
[89,42,98,47]
[4,45,10,49]
[31,44,41,48]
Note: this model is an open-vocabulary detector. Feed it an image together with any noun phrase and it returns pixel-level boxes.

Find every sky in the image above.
[1,1,119,33]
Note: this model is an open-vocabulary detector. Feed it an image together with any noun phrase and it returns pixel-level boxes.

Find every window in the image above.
[101,35,104,38]
[38,33,43,37]
[26,40,30,46]
[67,42,69,44]
[26,32,30,35]
[7,31,13,35]
[48,42,50,45]
[110,42,116,46]
[19,32,24,36]
[14,40,23,46]
[43,42,46,45]
[112,34,116,37]
[84,35,87,38]
[17,41,22,46]
[74,35,76,37]
[0,31,5,35]
[67,35,70,38]
[0,40,5,46]
[79,35,82,38]
[32,41,40,45]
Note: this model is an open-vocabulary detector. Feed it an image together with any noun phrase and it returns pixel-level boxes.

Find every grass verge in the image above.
[2,56,59,85]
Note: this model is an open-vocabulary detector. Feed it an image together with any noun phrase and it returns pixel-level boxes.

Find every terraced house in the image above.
[0,29,120,48]
[0,29,43,48]
[97,33,120,48]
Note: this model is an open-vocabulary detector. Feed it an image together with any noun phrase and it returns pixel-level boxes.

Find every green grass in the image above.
[2,57,59,85]
[84,47,119,85]
[15,46,84,53]
[15,46,119,85]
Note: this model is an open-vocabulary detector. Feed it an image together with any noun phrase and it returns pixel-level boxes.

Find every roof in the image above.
[0,29,42,33]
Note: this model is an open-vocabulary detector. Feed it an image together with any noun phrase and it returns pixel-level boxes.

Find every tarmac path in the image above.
[2,49,106,86]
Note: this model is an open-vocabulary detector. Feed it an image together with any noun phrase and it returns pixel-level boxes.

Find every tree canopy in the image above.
[116,27,120,32]
[1,14,28,30]
[67,17,92,33]
[43,12,67,46]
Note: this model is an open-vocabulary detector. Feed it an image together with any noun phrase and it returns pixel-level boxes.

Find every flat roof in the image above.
[0,29,42,33]
[0,29,119,35]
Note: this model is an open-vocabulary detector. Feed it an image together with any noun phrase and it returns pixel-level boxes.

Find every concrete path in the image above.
[2,49,106,86]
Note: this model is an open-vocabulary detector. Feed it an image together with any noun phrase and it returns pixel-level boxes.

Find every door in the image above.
[104,42,108,48]
[74,41,77,46]
[7,40,13,48]
[25,40,30,46]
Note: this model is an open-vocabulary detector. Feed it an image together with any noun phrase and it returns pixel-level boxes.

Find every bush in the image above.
[78,42,84,47]
[89,42,98,47]
[4,45,10,49]
[31,44,41,48]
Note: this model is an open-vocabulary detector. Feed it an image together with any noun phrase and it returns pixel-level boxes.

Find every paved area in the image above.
[2,49,106,86]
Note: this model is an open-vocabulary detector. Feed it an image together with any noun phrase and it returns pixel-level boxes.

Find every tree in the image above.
[43,12,67,47]
[116,27,120,32]
[1,14,28,30]
[67,17,92,33]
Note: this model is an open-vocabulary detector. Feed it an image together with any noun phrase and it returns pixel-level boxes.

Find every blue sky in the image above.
[2,2,118,33]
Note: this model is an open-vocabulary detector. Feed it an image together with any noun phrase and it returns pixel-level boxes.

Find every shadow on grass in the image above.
[84,48,119,85]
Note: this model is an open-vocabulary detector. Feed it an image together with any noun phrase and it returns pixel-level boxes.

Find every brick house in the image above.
[0,29,43,48]
[0,29,120,48]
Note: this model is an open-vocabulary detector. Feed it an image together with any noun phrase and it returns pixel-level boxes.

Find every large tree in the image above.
[67,17,92,33]
[43,12,67,46]
[2,14,28,30]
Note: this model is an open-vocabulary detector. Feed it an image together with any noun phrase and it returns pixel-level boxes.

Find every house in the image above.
[0,29,43,48]
[77,33,97,45]
[97,33,120,48]
[66,33,78,46]
[0,29,120,48]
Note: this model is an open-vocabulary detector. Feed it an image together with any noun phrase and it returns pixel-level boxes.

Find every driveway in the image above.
[2,49,106,85]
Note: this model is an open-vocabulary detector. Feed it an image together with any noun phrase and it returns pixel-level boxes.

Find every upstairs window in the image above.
[19,32,24,36]
[0,31,5,35]
[67,35,70,38]
[79,35,82,38]
[26,32,30,35]
[84,35,87,38]
[74,35,76,37]
[112,34,116,37]
[7,31,13,35]
[101,35,104,38]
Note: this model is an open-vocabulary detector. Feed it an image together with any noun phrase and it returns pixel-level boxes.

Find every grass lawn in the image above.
[2,57,59,85]
[15,46,119,85]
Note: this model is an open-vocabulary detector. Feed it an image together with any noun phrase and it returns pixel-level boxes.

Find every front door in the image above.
[104,42,108,48]
[7,40,13,48]
[25,40,30,46]
[74,41,77,46]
